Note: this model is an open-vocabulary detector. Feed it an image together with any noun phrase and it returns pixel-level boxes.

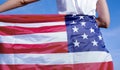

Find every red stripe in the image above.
[0,42,68,54]
[0,62,114,70]
[0,15,65,23]
[0,25,66,35]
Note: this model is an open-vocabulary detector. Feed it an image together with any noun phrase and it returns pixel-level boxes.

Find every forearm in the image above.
[0,0,22,12]
[0,0,38,13]
[96,0,110,28]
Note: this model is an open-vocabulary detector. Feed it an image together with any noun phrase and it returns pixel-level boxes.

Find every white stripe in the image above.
[0,32,67,44]
[0,21,65,28]
[0,51,112,65]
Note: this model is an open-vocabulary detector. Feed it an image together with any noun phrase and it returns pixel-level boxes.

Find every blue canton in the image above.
[65,14,109,52]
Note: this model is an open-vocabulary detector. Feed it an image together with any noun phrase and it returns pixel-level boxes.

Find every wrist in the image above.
[96,17,108,28]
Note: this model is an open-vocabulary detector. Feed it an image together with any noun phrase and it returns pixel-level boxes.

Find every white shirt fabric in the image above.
[57,0,98,16]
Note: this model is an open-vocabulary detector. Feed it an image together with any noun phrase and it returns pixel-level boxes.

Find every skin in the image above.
[0,0,38,12]
[0,0,110,28]
[96,0,110,28]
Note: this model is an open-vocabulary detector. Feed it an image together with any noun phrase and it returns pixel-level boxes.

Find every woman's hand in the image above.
[21,0,38,5]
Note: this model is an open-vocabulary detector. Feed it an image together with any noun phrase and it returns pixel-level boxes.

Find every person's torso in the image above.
[57,0,98,16]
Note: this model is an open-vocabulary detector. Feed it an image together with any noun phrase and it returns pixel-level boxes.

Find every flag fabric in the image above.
[0,14,113,70]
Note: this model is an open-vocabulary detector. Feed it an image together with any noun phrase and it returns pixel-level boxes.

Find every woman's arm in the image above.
[96,0,110,28]
[0,0,38,13]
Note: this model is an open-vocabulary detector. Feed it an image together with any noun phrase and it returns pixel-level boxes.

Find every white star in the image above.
[72,14,76,17]
[90,28,95,33]
[91,40,98,46]
[73,40,80,47]
[72,26,79,32]
[98,35,102,40]
[95,24,98,28]
[81,33,88,39]
[81,22,86,27]
[79,16,84,19]
[71,21,76,24]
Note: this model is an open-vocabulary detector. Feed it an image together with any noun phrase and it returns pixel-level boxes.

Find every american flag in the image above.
[0,15,113,70]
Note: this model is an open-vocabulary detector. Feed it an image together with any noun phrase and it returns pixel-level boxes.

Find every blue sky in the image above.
[0,0,120,70]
